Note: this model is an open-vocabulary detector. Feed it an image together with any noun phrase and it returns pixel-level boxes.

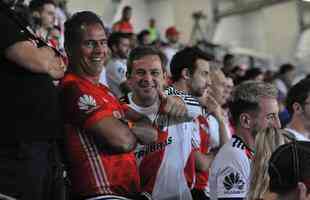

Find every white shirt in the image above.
[105,58,127,98]
[162,47,178,77]
[208,115,220,149]
[274,79,288,96]
[126,87,204,200]
[99,67,108,86]
[207,114,233,149]
[209,136,254,200]
[285,128,310,141]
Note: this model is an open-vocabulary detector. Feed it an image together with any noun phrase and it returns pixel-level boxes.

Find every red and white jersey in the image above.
[60,73,140,198]
[209,135,254,200]
[124,88,203,200]
[194,115,211,193]
[207,114,234,150]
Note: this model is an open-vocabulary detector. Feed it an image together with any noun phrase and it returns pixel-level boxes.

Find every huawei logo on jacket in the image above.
[78,94,100,114]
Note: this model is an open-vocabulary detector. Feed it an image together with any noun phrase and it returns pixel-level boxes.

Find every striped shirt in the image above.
[123,87,205,200]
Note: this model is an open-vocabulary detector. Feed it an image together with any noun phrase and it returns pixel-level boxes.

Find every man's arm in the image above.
[1,8,64,79]
[194,151,215,172]
[5,41,65,79]
[159,92,188,118]
[88,116,138,153]
[211,153,249,200]
[199,92,229,147]
[211,165,247,200]
[62,84,138,154]
[125,107,158,144]
[164,87,203,119]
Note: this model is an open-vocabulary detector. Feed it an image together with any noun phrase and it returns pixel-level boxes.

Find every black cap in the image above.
[268,141,310,193]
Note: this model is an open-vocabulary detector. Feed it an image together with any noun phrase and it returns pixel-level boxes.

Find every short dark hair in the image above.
[29,0,55,12]
[122,5,132,17]
[64,11,105,50]
[123,6,132,13]
[127,46,167,77]
[279,63,295,75]
[243,67,263,81]
[269,141,310,195]
[223,54,234,65]
[137,29,150,45]
[286,78,310,115]
[170,47,214,82]
[229,81,278,126]
[107,32,131,49]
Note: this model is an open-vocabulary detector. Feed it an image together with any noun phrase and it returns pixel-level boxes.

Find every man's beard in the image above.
[302,109,310,130]
[190,86,204,97]
[119,54,128,59]
[251,121,261,139]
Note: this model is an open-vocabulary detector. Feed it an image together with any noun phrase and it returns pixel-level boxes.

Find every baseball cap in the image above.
[268,141,310,193]
[165,26,179,36]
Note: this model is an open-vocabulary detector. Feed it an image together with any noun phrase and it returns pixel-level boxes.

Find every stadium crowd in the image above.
[1,0,310,200]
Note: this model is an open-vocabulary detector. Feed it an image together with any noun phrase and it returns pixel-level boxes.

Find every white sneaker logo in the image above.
[78,94,99,113]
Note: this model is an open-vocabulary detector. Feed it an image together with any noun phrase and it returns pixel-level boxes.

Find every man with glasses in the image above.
[285,78,310,141]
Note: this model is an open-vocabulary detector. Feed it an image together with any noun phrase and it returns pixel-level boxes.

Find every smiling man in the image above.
[60,11,157,200]
[123,46,207,200]
[209,81,281,200]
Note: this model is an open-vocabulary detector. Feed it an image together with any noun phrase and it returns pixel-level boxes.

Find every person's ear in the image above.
[181,68,190,80]
[293,102,303,114]
[163,70,167,79]
[126,69,132,80]
[239,113,252,129]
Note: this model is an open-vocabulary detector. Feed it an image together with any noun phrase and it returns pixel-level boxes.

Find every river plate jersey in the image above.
[209,135,254,200]
[194,115,211,193]
[122,87,204,200]
[60,73,140,198]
